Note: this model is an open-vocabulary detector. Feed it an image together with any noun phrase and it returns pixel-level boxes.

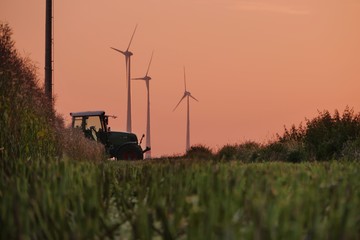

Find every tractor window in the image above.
[82,116,103,141]
[73,117,83,128]
[86,116,102,132]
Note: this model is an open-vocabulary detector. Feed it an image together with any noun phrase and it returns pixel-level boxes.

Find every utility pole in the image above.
[45,0,53,102]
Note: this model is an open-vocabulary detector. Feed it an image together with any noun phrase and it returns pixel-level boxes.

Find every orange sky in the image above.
[2,0,360,157]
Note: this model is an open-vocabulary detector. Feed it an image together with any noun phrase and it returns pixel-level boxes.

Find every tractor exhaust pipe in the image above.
[139,134,151,153]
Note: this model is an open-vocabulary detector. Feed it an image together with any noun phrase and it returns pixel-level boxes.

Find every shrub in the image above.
[282,140,307,163]
[236,141,261,162]
[186,144,214,159]
[61,128,106,162]
[0,22,62,169]
[304,108,360,160]
[258,141,287,162]
[216,141,261,162]
[278,123,306,143]
[276,107,360,161]
[255,139,306,163]
[341,137,360,161]
[217,144,238,160]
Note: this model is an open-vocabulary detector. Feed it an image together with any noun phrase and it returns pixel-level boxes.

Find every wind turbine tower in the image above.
[132,52,154,159]
[111,24,138,132]
[173,67,199,152]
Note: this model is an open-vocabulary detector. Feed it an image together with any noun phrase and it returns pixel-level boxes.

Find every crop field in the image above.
[1,159,360,239]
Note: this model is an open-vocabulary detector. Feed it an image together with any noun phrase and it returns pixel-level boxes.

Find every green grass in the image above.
[109,160,360,239]
[2,159,359,239]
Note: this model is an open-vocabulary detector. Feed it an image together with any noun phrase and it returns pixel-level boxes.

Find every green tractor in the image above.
[70,111,149,160]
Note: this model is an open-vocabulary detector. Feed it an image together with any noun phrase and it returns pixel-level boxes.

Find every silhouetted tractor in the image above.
[70,111,149,160]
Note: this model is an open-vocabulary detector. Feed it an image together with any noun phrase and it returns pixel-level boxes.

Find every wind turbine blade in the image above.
[189,94,199,102]
[145,51,154,76]
[173,94,186,111]
[132,77,145,80]
[127,24,138,51]
[111,47,125,55]
[183,66,187,91]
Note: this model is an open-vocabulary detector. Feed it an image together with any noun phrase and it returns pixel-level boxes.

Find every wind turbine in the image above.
[111,24,138,132]
[132,51,154,159]
[173,67,199,152]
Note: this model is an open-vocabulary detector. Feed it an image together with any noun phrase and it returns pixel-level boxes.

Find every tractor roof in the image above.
[70,111,105,117]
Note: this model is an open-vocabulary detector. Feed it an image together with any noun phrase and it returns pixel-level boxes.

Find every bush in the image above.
[217,144,238,160]
[276,107,360,161]
[258,141,288,162]
[186,145,214,159]
[304,108,360,160]
[341,137,360,161]
[236,141,261,162]
[216,141,260,162]
[61,128,106,162]
[0,22,62,170]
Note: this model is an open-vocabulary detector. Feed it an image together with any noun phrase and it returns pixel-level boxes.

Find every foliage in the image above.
[257,141,288,162]
[217,142,261,162]
[278,107,360,161]
[304,108,360,160]
[186,144,214,159]
[216,144,239,160]
[236,141,261,162]
[108,160,360,239]
[2,159,360,239]
[215,108,360,163]
[257,140,306,163]
[0,22,62,169]
[0,160,117,239]
[278,123,306,143]
[341,137,360,161]
[60,127,106,162]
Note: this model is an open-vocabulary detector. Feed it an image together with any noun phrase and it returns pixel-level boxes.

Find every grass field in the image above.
[1,159,359,239]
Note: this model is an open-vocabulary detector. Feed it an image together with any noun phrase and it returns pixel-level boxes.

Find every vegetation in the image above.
[1,22,360,239]
[107,161,360,239]
[2,160,360,239]
[0,22,62,168]
[279,107,360,161]
[61,127,105,162]
[186,145,214,159]
[188,108,360,163]
[0,22,108,238]
[216,141,261,162]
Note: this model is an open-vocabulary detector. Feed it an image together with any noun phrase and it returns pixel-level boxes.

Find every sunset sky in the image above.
[2,0,360,156]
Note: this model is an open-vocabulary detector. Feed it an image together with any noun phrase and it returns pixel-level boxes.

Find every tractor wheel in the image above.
[116,145,143,160]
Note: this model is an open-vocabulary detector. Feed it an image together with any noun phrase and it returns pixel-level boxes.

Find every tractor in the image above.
[70,111,149,160]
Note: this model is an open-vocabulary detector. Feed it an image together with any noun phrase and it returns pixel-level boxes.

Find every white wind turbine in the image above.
[132,51,154,159]
[173,67,199,152]
[111,24,138,132]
